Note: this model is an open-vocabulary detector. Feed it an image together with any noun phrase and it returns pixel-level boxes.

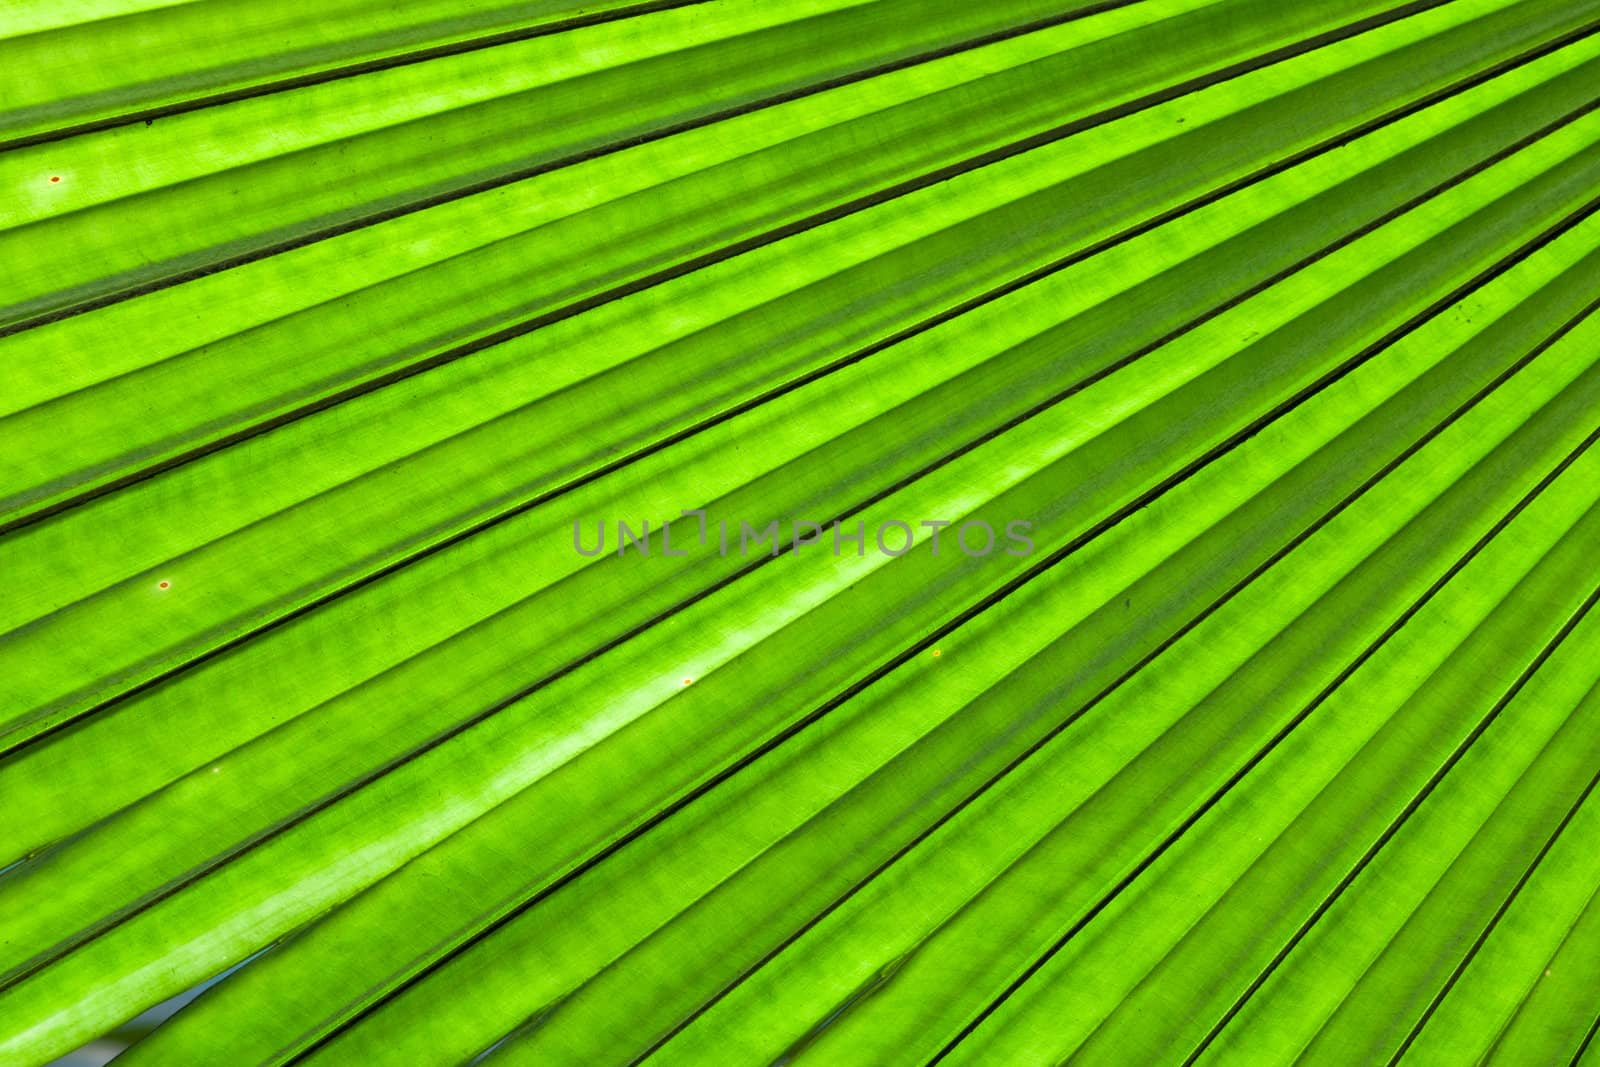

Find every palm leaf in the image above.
[2,0,1599,1063]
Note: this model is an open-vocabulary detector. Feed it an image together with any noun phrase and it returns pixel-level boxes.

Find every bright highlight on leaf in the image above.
[3,1,1600,1065]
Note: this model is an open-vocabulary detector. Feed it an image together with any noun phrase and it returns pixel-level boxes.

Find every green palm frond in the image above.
[2,1,1599,1063]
